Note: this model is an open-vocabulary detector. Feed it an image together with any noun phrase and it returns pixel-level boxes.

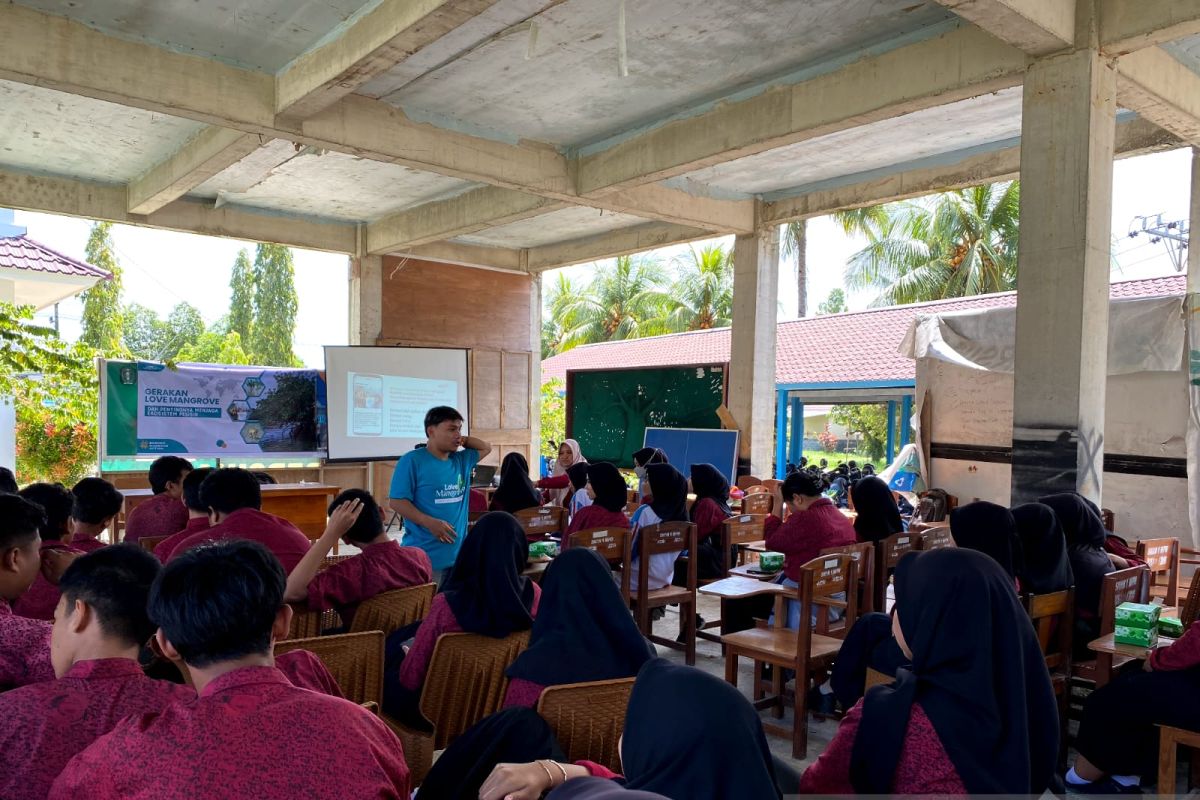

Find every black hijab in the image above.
[442,512,536,638]
[587,463,628,513]
[851,476,903,542]
[566,462,590,492]
[1012,503,1074,595]
[506,548,654,686]
[645,463,688,523]
[493,452,541,513]
[849,549,1058,795]
[949,501,1019,580]
[1038,492,1113,616]
[632,447,667,468]
[689,463,731,517]
[620,658,780,799]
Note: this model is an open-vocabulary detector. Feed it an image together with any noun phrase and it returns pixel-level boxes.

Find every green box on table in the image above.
[758,552,784,572]
[1158,616,1185,639]
[1114,624,1157,648]
[1114,602,1161,628]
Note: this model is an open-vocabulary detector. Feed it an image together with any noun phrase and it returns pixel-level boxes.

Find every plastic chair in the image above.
[275,630,383,707]
[536,678,636,774]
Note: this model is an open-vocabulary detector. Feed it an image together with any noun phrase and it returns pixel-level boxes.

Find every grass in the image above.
[793,450,887,473]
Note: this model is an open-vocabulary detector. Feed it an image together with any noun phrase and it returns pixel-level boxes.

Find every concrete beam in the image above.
[397,240,526,273]
[525,222,712,272]
[0,168,356,253]
[576,25,1028,195]
[933,0,1075,55]
[1117,47,1200,147]
[1100,0,1200,55]
[127,128,264,215]
[367,187,567,253]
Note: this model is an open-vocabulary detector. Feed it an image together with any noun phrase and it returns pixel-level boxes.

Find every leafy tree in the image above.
[665,244,733,331]
[540,379,566,460]
[79,222,125,353]
[162,303,205,359]
[248,373,318,450]
[541,318,561,360]
[554,255,670,352]
[830,404,889,461]
[250,244,300,367]
[121,303,166,360]
[176,329,252,365]
[817,288,847,315]
[228,248,255,344]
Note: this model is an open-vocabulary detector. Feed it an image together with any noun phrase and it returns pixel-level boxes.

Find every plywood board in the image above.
[472,349,503,431]
[502,351,531,430]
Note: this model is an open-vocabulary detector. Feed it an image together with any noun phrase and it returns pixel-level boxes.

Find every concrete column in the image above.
[529,272,543,470]
[1010,48,1117,505]
[348,255,382,345]
[730,225,780,478]
[1190,148,1200,292]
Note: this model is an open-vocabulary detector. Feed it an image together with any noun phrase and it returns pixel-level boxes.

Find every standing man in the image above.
[389,407,491,584]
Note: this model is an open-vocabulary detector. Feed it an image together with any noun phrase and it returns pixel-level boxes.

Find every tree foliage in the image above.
[817,288,847,315]
[249,244,300,367]
[540,379,566,460]
[79,222,125,354]
[122,302,206,361]
[176,329,252,365]
[829,404,889,461]
[665,244,733,332]
[552,255,672,352]
[228,248,255,345]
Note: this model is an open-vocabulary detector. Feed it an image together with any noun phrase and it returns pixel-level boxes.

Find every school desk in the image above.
[729,560,782,581]
[1087,631,1172,686]
[699,576,793,636]
[119,483,341,540]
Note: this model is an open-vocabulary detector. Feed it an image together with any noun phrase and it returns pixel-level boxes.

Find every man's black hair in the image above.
[0,467,17,494]
[148,456,193,495]
[19,483,74,540]
[781,471,823,501]
[327,489,383,545]
[59,544,161,647]
[71,477,125,525]
[181,467,214,513]
[198,468,262,515]
[423,406,463,435]
[149,539,284,668]
[0,493,45,550]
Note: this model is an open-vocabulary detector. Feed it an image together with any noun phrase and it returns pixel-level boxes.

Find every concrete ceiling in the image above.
[453,206,648,248]
[1164,34,1200,76]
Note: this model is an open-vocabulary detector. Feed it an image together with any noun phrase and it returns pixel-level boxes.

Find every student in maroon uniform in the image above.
[0,493,55,690]
[121,456,191,544]
[686,463,733,580]
[68,477,124,553]
[164,467,312,573]
[152,467,212,563]
[0,545,194,800]
[14,483,83,621]
[50,539,410,799]
[764,471,856,583]
[282,489,431,629]
[565,463,630,536]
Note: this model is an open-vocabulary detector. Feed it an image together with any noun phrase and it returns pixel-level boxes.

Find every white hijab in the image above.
[550,438,586,506]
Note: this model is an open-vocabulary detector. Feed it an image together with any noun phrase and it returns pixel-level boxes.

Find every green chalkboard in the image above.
[566,365,726,468]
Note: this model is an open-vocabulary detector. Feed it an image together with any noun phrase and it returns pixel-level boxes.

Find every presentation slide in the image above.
[325,346,469,461]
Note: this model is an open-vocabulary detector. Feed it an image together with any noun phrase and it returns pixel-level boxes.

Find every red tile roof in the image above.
[0,235,111,279]
[542,275,1186,385]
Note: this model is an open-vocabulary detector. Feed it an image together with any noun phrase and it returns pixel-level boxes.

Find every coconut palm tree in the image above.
[665,243,733,331]
[553,254,671,351]
[782,207,887,317]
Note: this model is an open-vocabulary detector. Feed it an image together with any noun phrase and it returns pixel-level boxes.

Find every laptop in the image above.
[470,464,497,488]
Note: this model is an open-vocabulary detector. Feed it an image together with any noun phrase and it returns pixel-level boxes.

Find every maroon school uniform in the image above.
[1150,622,1200,671]
[153,516,210,563]
[275,649,344,698]
[13,541,86,621]
[166,508,312,573]
[764,498,857,582]
[122,493,188,545]
[306,540,432,628]
[565,504,630,537]
[69,533,107,553]
[690,497,728,543]
[50,666,410,800]
[0,597,53,690]
[0,658,193,800]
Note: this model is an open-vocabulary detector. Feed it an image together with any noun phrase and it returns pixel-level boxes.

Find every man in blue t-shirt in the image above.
[388,406,491,581]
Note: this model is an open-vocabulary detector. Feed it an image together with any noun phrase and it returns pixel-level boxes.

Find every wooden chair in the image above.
[741,491,775,516]
[696,515,769,644]
[721,553,857,759]
[864,667,893,691]
[386,629,530,785]
[1137,537,1180,607]
[138,535,169,554]
[737,476,763,491]
[348,583,435,637]
[1158,724,1200,794]
[820,541,876,616]
[515,506,566,541]
[627,522,698,666]
[536,678,635,774]
[275,631,383,707]
[567,527,632,604]
[874,531,915,611]
[1101,508,1115,532]
[1022,589,1074,767]
[1072,565,1149,688]
[915,525,954,551]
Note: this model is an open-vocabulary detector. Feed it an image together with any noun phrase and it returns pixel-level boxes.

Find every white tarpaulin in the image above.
[1187,293,1200,549]
[900,295,1185,374]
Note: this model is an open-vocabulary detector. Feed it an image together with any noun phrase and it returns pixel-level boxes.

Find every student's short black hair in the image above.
[782,471,823,501]
[149,539,284,668]
[148,456,193,495]
[19,482,74,539]
[71,477,125,525]
[198,468,262,515]
[0,493,45,551]
[424,406,463,435]
[59,544,160,647]
[181,467,214,513]
[0,467,17,494]
[328,489,383,545]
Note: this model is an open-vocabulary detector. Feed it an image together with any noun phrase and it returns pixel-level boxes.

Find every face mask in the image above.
[634,466,646,480]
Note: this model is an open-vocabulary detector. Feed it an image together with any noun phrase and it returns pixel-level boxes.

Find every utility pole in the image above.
[1127,214,1190,272]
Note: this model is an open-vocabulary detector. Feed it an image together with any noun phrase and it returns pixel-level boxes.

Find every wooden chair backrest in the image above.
[349,583,435,636]
[741,492,775,516]
[1100,508,1115,532]
[721,514,767,572]
[737,476,762,490]
[864,667,892,691]
[419,630,531,749]
[761,479,782,493]
[515,506,566,540]
[139,535,169,554]
[1136,537,1180,607]
[916,525,954,551]
[1181,569,1200,631]
[568,527,631,564]
[627,489,637,505]
[820,541,876,615]
[536,678,635,773]
[878,531,915,570]
[1099,565,1150,634]
[635,522,696,598]
[793,553,858,640]
[1021,589,1074,673]
[275,631,384,707]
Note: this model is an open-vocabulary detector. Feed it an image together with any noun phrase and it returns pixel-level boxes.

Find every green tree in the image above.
[176,329,253,365]
[817,288,847,315]
[250,243,300,367]
[540,379,566,460]
[830,404,889,461]
[665,244,733,331]
[121,303,166,360]
[79,222,125,353]
[248,373,319,450]
[554,255,669,352]
[228,248,255,344]
[161,303,205,359]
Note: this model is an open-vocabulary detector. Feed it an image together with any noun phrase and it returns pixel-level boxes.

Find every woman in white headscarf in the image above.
[536,439,587,507]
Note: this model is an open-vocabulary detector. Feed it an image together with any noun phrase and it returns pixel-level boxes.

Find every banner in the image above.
[103,361,327,459]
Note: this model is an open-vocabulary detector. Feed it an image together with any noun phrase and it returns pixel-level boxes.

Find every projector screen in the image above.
[324,346,469,461]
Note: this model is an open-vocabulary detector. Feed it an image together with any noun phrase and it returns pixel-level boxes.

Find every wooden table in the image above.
[1087,631,1172,686]
[522,558,552,582]
[729,561,782,581]
[120,483,340,540]
[700,575,794,637]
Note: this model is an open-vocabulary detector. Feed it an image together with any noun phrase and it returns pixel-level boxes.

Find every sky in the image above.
[10,147,1194,365]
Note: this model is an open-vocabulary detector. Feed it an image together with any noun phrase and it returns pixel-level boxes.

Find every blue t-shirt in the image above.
[389,447,480,571]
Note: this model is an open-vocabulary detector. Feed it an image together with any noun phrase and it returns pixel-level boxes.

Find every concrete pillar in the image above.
[1010,48,1117,505]
[1190,148,1200,292]
[529,272,543,471]
[730,225,780,478]
[1184,149,1200,548]
[348,255,382,345]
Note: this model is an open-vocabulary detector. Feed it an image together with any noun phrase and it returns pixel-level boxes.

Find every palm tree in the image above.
[665,243,733,331]
[553,254,671,351]
[782,208,886,317]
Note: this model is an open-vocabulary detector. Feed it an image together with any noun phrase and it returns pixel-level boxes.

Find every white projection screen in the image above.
[324,346,469,461]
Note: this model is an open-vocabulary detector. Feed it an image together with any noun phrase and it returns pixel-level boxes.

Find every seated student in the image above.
[948,501,1019,583]
[490,452,542,514]
[1038,492,1114,656]
[0,494,56,690]
[152,467,213,563]
[68,477,125,553]
[273,649,345,698]
[565,463,630,536]
[1011,503,1074,595]
[49,539,410,799]
[764,471,856,580]
[565,462,592,520]
[685,463,732,581]
[849,475,904,543]
[282,489,432,629]
[385,512,539,724]
[164,467,312,573]
[627,464,690,592]
[122,456,191,544]
[535,439,587,507]
[800,548,1059,796]
[14,483,83,621]
[0,466,17,494]
[0,545,193,800]
[630,447,667,504]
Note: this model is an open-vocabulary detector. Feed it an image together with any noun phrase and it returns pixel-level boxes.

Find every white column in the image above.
[348,255,382,345]
[730,225,780,477]
[529,272,543,470]
[1186,149,1200,548]
[1010,48,1117,505]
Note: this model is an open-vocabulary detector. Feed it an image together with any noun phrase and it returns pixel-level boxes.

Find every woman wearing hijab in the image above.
[1012,503,1074,595]
[1038,492,1114,654]
[566,462,592,520]
[850,476,904,543]
[687,463,732,580]
[537,439,587,507]
[628,464,689,591]
[383,512,539,724]
[630,447,667,503]
[491,452,543,514]
[801,548,1059,795]
[948,501,1019,582]
[566,463,630,536]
